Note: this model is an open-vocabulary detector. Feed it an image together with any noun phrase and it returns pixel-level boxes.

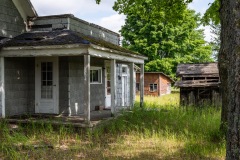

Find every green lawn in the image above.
[0,94,225,159]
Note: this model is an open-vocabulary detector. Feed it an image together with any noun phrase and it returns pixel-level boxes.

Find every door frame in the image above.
[35,57,59,114]
[105,61,111,108]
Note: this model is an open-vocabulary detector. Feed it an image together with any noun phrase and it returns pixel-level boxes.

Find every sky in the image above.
[30,0,214,42]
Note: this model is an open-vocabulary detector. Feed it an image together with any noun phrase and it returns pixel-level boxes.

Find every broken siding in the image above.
[0,0,25,38]
[5,58,35,116]
[30,17,69,32]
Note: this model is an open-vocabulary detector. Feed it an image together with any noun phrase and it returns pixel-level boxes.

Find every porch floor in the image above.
[5,110,113,128]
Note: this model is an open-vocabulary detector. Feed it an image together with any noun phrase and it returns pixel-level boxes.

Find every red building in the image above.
[136,72,174,96]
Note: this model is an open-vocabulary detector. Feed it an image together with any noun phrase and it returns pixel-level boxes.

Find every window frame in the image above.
[149,83,158,92]
[90,67,102,84]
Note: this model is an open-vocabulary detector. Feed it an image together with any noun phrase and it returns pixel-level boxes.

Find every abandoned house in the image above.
[0,0,147,123]
[175,63,221,106]
[136,72,174,96]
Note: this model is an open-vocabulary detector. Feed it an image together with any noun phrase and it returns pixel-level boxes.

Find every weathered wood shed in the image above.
[175,63,221,106]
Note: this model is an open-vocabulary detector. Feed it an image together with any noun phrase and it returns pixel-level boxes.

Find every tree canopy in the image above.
[119,1,213,79]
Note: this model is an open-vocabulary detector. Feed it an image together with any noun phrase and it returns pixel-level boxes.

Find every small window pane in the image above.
[90,67,102,84]
[150,84,157,92]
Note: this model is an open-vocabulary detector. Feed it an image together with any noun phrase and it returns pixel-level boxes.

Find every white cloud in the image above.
[97,14,126,33]
[30,0,124,33]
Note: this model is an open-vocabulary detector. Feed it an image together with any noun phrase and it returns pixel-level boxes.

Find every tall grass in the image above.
[0,94,225,159]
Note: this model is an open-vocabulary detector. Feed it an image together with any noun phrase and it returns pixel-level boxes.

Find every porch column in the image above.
[0,57,5,118]
[129,62,134,109]
[140,63,144,108]
[110,59,116,115]
[84,55,90,124]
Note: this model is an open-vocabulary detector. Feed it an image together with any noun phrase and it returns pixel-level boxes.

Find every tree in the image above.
[219,0,240,158]
[119,2,212,79]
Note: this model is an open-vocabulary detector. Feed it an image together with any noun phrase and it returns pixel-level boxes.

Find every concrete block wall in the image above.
[30,15,120,45]
[68,56,105,115]
[0,58,2,117]
[5,57,35,116]
[0,0,25,38]
[59,57,69,114]
[68,57,84,115]
[69,18,119,45]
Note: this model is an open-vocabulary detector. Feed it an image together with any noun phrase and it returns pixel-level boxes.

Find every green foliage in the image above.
[202,0,220,25]
[116,1,213,78]
[209,24,221,60]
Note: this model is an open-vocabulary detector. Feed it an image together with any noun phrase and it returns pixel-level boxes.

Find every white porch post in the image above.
[0,57,5,118]
[140,64,144,108]
[110,59,116,115]
[129,62,134,109]
[84,55,90,123]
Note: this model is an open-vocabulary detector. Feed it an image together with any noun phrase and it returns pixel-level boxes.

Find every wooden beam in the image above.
[1,45,89,57]
[0,57,5,118]
[129,63,134,109]
[88,48,145,64]
[140,64,144,108]
[84,55,90,124]
[110,59,116,115]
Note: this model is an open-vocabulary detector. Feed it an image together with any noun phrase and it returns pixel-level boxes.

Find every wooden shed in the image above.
[175,63,221,106]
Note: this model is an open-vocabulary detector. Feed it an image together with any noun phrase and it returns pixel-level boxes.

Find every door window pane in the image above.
[41,62,53,99]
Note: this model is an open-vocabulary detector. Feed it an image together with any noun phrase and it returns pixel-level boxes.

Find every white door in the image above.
[105,62,111,108]
[35,57,59,114]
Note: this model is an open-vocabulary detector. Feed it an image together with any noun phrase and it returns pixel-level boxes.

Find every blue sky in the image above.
[30,0,214,41]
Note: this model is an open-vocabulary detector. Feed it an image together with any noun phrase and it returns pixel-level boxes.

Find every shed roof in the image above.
[176,63,219,77]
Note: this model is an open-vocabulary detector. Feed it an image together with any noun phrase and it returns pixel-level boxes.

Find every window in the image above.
[136,83,140,91]
[90,67,102,84]
[149,84,158,92]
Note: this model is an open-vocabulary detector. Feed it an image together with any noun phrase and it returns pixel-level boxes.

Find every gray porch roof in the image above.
[1,30,146,59]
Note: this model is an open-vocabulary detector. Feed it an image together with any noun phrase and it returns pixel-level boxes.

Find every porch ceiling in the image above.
[0,30,147,64]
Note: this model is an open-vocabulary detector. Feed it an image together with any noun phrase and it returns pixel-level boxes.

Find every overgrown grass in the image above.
[0,94,225,159]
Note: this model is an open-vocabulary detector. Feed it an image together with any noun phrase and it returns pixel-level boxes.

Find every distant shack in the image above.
[175,63,221,106]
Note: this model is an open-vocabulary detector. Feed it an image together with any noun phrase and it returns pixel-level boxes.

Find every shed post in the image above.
[84,54,90,124]
[0,57,5,118]
[140,64,144,108]
[129,62,134,109]
[111,59,116,115]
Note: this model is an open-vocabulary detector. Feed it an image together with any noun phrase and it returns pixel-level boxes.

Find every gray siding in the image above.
[59,57,69,114]
[90,58,105,111]
[31,16,120,45]
[68,56,105,115]
[5,58,35,116]
[0,58,2,117]
[0,0,25,38]
[69,18,119,45]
